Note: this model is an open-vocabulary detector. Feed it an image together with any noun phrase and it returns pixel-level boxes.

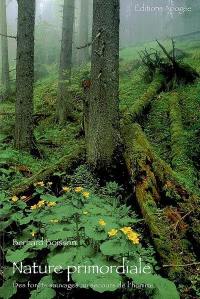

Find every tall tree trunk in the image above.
[14,0,35,153]
[78,0,90,64]
[0,0,10,97]
[87,0,121,172]
[57,0,75,124]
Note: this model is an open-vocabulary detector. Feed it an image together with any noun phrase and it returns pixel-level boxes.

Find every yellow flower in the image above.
[50,219,59,223]
[75,186,83,192]
[30,204,37,210]
[83,211,88,215]
[47,182,53,186]
[37,200,45,208]
[127,231,140,245]
[82,191,90,198]
[120,226,140,244]
[108,229,118,237]
[47,201,56,207]
[120,227,132,234]
[34,181,45,187]
[62,186,71,192]
[11,195,19,202]
[98,219,106,226]
[31,231,36,237]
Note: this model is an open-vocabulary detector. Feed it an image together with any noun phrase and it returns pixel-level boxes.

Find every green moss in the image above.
[122,74,165,125]
[169,92,198,189]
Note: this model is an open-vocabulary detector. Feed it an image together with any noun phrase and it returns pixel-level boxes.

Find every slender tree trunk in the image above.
[0,0,10,97]
[57,0,75,124]
[87,0,121,172]
[14,0,36,153]
[78,0,90,64]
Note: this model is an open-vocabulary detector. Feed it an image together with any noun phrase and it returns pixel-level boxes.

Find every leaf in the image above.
[152,276,180,299]
[128,273,180,299]
[100,239,133,256]
[51,204,78,218]
[0,219,12,230]
[85,224,107,241]
[118,216,139,226]
[19,215,34,225]
[39,194,58,202]
[46,230,74,241]
[73,246,95,263]
[83,216,117,241]
[30,287,56,299]
[16,201,27,209]
[72,256,121,293]
[0,203,12,218]
[6,248,31,263]
[0,278,17,299]
[47,248,76,269]
[30,275,56,299]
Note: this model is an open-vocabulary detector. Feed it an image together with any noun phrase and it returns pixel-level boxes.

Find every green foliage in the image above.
[2,38,199,298]
[127,274,180,299]
[72,255,121,293]
[30,276,56,299]
[122,74,164,124]
[169,93,198,189]
[1,178,162,298]
[69,164,98,189]
[0,278,17,299]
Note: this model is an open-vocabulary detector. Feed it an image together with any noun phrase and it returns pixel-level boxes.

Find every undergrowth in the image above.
[0,165,179,299]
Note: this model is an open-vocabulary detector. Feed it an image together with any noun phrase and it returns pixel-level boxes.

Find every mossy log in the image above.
[169,92,197,187]
[11,142,85,197]
[122,73,165,124]
[122,123,200,279]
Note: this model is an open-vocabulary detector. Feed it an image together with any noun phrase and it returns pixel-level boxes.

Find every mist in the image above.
[2,0,200,76]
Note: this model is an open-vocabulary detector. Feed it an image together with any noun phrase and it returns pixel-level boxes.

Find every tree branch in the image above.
[9,68,16,73]
[163,262,200,268]
[76,30,102,50]
[76,42,92,49]
[0,33,17,39]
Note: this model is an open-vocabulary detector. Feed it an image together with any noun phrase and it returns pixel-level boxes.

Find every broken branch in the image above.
[0,33,17,39]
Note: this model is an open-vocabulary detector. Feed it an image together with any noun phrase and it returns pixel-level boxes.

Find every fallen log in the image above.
[122,73,165,124]
[11,142,85,197]
[122,123,200,279]
[169,92,197,187]
[135,124,200,252]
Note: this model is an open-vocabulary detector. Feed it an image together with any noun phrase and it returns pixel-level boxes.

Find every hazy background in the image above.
[2,0,200,76]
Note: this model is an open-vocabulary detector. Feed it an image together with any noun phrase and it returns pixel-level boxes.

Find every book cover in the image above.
[0,0,199,298]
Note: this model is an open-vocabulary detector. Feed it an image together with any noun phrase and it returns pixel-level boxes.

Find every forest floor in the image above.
[0,36,200,299]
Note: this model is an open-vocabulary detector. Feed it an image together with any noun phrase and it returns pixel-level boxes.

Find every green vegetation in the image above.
[1,168,179,298]
[1,36,200,298]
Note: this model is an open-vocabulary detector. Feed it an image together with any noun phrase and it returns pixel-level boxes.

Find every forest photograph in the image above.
[0,0,200,298]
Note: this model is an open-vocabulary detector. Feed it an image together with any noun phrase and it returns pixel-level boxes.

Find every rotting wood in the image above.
[122,122,200,279]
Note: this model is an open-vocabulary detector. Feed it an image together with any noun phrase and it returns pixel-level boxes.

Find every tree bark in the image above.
[57,0,75,124]
[0,0,10,97]
[14,0,36,153]
[78,0,90,64]
[87,0,121,172]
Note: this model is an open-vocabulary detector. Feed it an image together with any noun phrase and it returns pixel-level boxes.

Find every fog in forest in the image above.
[1,0,200,80]
[1,1,200,298]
